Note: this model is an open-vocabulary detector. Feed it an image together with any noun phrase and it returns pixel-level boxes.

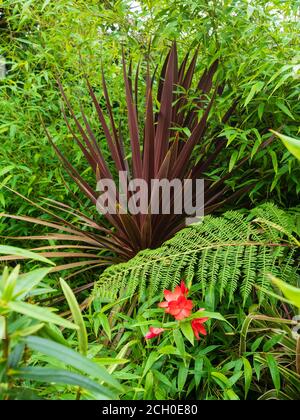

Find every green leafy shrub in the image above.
[90,285,300,400]
[0,252,122,400]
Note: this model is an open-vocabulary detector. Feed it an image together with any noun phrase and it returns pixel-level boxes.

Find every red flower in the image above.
[179,280,189,296]
[191,312,209,340]
[145,327,165,340]
[158,281,189,312]
[167,296,193,320]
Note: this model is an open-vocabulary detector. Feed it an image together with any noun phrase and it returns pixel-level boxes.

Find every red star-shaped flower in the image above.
[191,312,209,340]
[145,327,165,339]
[167,296,193,320]
[158,281,189,313]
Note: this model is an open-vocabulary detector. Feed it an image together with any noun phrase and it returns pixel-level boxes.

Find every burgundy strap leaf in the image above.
[197,59,219,93]
[178,51,189,85]
[85,78,125,174]
[101,69,125,160]
[142,62,155,184]
[134,60,140,121]
[172,87,218,179]
[79,104,114,180]
[122,49,143,178]
[175,48,199,126]
[154,43,176,174]
[61,106,97,172]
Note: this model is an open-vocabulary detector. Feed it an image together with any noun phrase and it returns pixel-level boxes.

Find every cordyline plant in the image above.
[1,43,253,279]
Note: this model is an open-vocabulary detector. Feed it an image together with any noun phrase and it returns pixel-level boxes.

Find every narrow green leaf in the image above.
[8,301,78,330]
[12,323,45,338]
[12,367,115,399]
[60,278,88,355]
[144,371,154,399]
[244,81,264,107]
[93,358,129,366]
[211,371,230,389]
[14,268,52,299]
[251,137,261,159]
[270,130,300,161]
[257,103,264,121]
[275,101,294,120]
[266,354,281,392]
[189,310,229,325]
[2,265,20,301]
[0,316,5,340]
[24,336,122,391]
[0,165,15,177]
[178,364,189,392]
[270,275,300,308]
[194,358,203,387]
[0,266,9,292]
[229,150,239,172]
[97,313,111,341]
[158,345,178,355]
[182,127,191,137]
[225,389,240,400]
[250,336,264,352]
[242,357,253,399]
[173,329,185,357]
[258,390,292,400]
[253,356,262,381]
[8,343,25,368]
[0,246,55,265]
[143,351,160,377]
[41,0,51,11]
[180,320,194,345]
[108,339,138,375]
[269,150,278,174]
[197,345,220,356]
[227,371,242,388]
[153,370,173,388]
[39,323,70,347]
[263,334,284,352]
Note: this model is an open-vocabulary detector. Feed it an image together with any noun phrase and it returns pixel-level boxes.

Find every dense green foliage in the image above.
[1,0,299,219]
[0,0,299,401]
[0,260,122,400]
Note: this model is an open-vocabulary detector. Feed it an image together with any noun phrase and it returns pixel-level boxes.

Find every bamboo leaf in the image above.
[2,265,20,301]
[8,301,78,330]
[24,336,122,391]
[242,357,253,399]
[266,354,281,392]
[270,275,300,308]
[60,278,88,355]
[173,329,185,357]
[270,130,300,161]
[244,81,264,107]
[97,313,111,341]
[12,367,116,399]
[275,101,294,120]
[229,150,239,172]
[14,268,52,299]
[0,316,5,340]
[178,364,189,392]
[180,321,194,345]
[0,245,55,265]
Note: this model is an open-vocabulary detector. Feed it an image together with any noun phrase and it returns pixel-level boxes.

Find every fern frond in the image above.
[94,204,300,305]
